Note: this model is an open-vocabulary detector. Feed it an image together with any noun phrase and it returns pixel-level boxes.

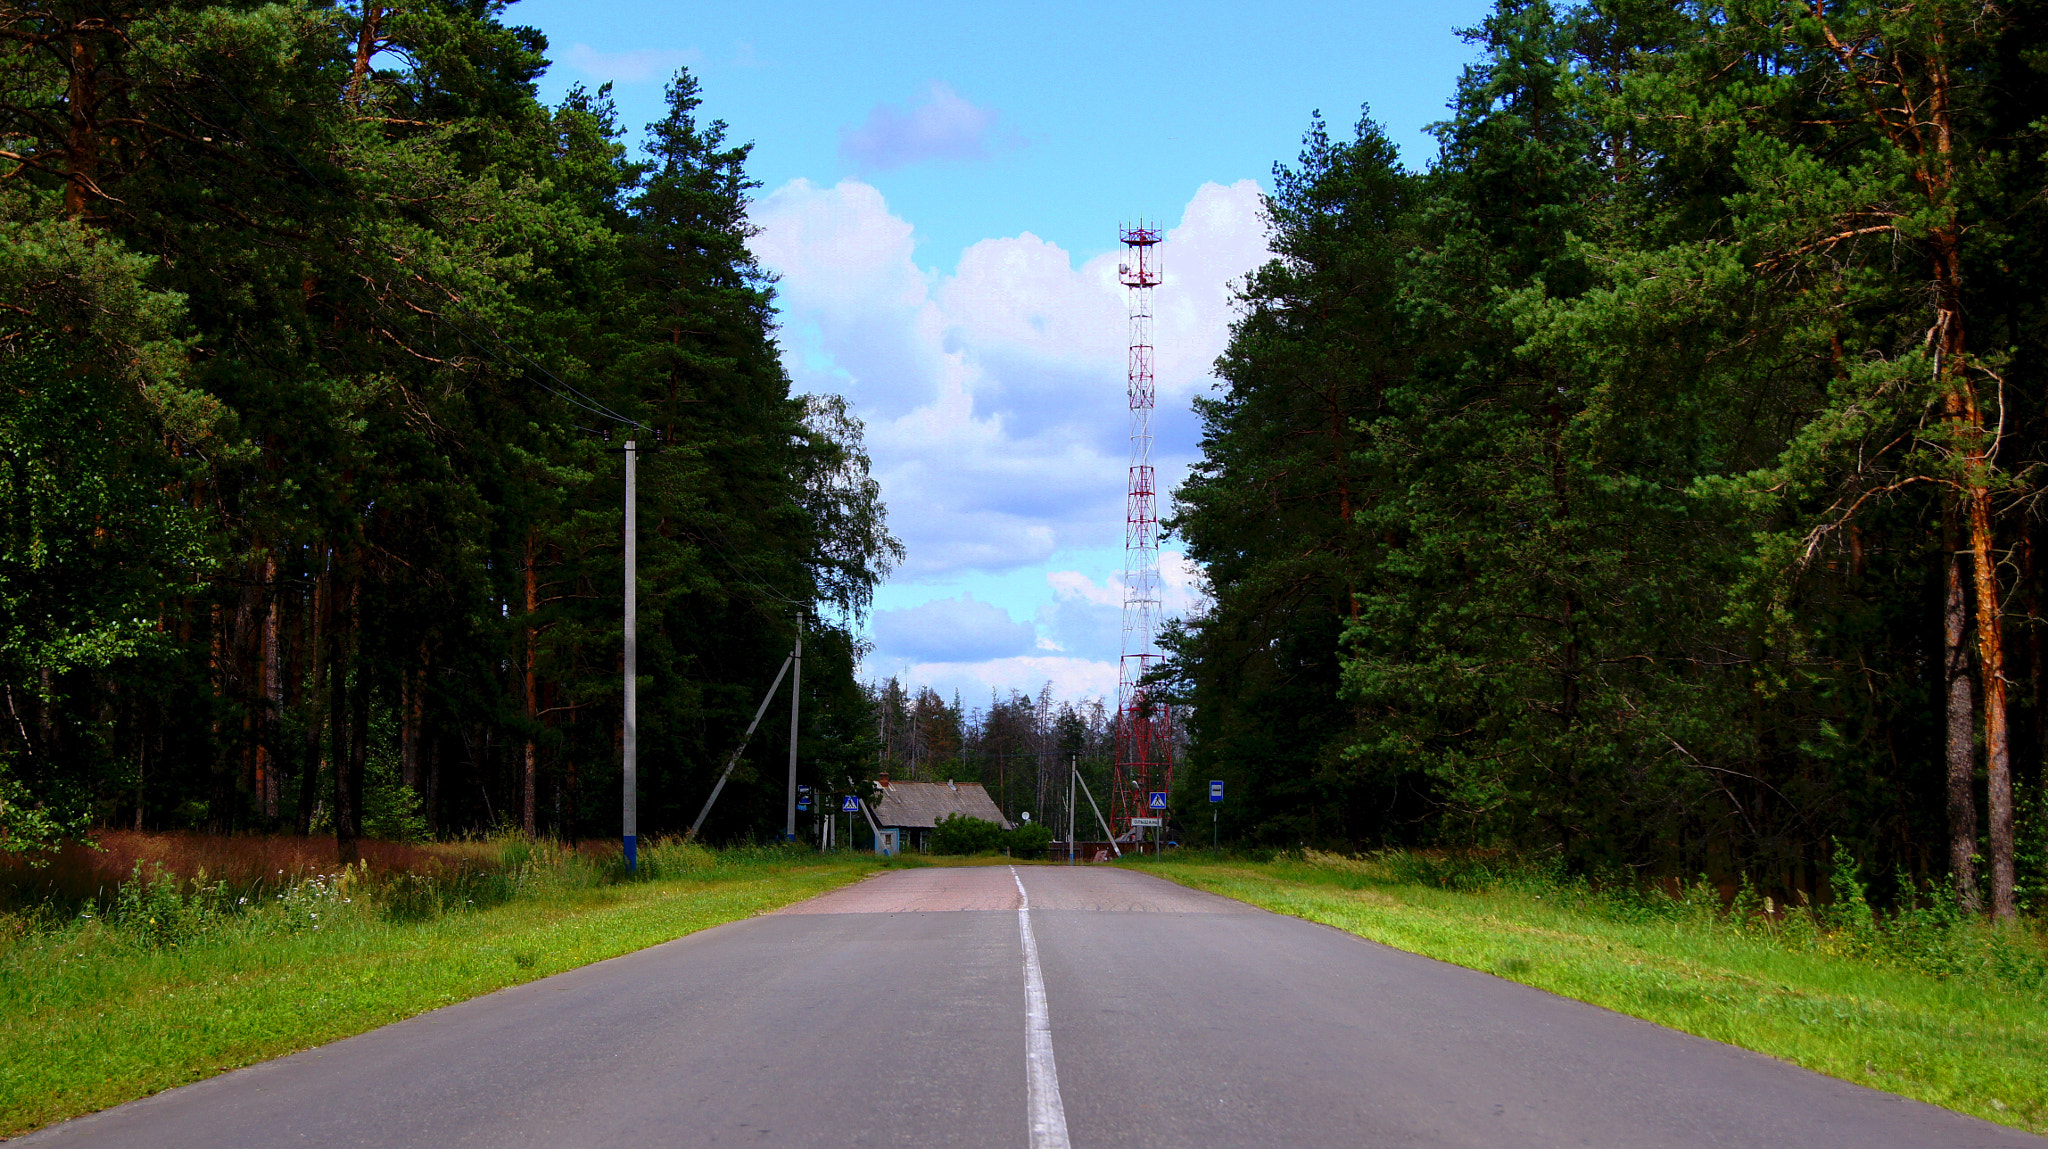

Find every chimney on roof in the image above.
[878,773,889,788]
[948,778,956,792]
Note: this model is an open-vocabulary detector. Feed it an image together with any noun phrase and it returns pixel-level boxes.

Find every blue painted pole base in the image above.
[623,834,638,874]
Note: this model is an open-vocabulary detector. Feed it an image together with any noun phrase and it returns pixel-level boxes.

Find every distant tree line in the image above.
[1167,0,2048,918]
[864,677,1188,840]
[0,1,899,857]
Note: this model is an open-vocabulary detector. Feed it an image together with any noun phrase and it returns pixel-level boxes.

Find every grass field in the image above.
[0,836,887,1137]
[1133,850,2048,1137]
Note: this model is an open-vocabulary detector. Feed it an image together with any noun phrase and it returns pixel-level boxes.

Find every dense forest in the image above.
[1167,0,2048,917]
[0,0,901,856]
[9,0,2048,926]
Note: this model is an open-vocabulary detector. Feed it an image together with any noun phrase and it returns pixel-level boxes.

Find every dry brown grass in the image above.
[0,831,505,914]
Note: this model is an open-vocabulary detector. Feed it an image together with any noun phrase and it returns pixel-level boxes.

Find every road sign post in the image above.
[1209,780,1223,851]
[1148,791,1168,856]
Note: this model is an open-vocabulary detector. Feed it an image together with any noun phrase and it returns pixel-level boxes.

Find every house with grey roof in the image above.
[868,777,1011,851]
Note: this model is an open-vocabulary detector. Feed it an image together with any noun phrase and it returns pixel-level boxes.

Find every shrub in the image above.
[2019,782,2048,915]
[362,758,429,843]
[110,863,214,948]
[930,814,1005,855]
[1006,821,1054,857]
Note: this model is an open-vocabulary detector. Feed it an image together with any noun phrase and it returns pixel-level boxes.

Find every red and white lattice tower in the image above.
[1113,223,1172,845]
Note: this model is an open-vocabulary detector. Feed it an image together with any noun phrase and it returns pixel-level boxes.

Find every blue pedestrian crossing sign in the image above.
[1209,780,1224,803]
[841,795,861,813]
[1148,791,1168,811]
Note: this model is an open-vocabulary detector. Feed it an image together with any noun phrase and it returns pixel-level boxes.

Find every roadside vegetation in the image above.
[0,832,888,1138]
[1159,0,2048,933]
[1138,849,2048,1136]
[928,813,1054,857]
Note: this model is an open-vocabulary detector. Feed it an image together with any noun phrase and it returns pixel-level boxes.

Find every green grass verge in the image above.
[0,849,884,1137]
[1131,852,2048,1137]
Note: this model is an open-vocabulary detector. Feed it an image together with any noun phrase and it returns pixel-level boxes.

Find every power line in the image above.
[699,522,810,609]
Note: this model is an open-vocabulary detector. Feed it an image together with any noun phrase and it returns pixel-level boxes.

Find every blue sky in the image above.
[513,0,1496,703]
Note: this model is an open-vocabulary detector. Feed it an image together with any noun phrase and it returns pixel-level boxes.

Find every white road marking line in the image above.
[1011,866,1072,1149]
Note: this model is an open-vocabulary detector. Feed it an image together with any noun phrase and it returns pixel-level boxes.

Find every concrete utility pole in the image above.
[686,652,795,839]
[1068,757,1077,865]
[784,610,803,842]
[1077,769,1120,859]
[622,440,638,874]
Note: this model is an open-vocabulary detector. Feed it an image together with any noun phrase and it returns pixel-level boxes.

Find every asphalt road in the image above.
[18,865,2042,1148]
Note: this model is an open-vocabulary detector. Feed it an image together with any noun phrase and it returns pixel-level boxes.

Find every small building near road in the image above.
[869,776,1011,852]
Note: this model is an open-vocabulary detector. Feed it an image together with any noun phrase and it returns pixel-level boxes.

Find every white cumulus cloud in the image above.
[753,177,1267,577]
[751,177,1268,695]
[871,595,1034,663]
[839,82,1013,171]
[876,657,1121,710]
[1036,553,1208,661]
[561,44,701,84]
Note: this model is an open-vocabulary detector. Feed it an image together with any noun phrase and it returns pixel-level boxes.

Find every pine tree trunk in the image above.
[208,601,230,833]
[63,30,97,220]
[298,565,326,836]
[1937,236,2014,920]
[563,745,577,844]
[522,534,538,837]
[346,2,384,107]
[1816,0,2014,920]
[349,646,368,850]
[1929,13,2014,922]
[1944,510,1981,912]
[2023,524,2039,847]
[425,733,440,835]
[400,654,418,791]
[236,561,257,809]
[1967,480,2016,919]
[333,576,359,864]
[264,559,282,818]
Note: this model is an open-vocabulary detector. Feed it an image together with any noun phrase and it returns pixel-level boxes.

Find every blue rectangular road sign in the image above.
[1209,780,1224,803]
[841,796,861,813]
[1148,791,1168,810]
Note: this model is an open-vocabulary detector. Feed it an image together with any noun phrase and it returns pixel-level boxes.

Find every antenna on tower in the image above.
[1114,222,1172,852]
